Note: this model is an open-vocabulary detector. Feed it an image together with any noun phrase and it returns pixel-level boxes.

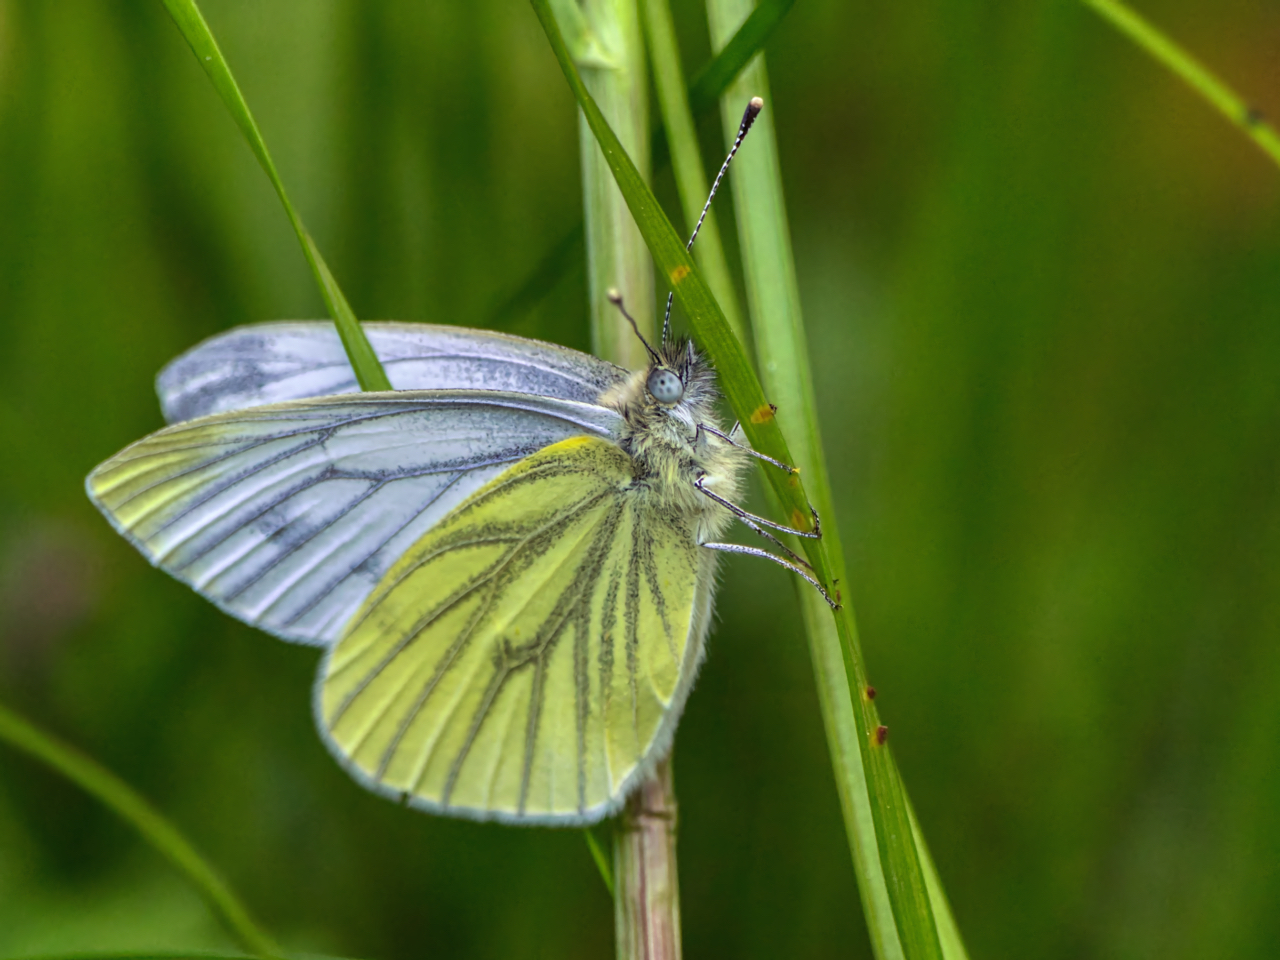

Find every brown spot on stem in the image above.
[874,725,889,745]
[865,686,877,700]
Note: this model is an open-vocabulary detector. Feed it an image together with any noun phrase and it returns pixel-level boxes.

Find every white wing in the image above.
[87,391,624,647]
[157,321,629,423]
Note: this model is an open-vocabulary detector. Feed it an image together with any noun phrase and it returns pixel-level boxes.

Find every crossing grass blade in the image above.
[157,0,391,391]
[531,0,952,956]
[0,701,280,958]
[704,0,959,955]
[530,0,805,497]
[493,0,795,328]
[686,0,794,117]
[640,0,747,342]
[1080,0,1280,170]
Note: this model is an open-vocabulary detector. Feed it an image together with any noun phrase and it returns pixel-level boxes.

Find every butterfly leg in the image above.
[695,421,797,475]
[694,474,821,540]
[711,498,814,570]
[699,540,840,610]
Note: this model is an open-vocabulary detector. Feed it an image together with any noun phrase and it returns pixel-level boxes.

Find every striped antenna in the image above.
[662,96,764,346]
[608,288,661,363]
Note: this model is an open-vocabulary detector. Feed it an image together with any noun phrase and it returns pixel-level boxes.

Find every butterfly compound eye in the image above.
[647,368,684,404]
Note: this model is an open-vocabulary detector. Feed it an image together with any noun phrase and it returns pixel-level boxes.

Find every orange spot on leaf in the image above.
[669,264,690,284]
[749,404,774,424]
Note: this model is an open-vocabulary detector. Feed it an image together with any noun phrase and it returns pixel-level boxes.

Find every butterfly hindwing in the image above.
[318,435,712,824]
[86,391,623,646]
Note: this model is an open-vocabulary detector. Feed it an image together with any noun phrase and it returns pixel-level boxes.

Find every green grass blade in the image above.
[561,0,655,368]
[686,0,794,117]
[1080,0,1280,169]
[640,0,746,342]
[549,3,687,952]
[705,3,954,956]
[532,0,951,955]
[584,829,616,897]
[0,701,280,958]
[530,0,805,499]
[487,224,584,329]
[497,0,794,328]
[157,0,390,391]
[908,795,968,959]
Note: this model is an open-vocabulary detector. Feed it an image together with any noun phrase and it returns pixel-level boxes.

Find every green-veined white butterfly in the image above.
[85,99,832,825]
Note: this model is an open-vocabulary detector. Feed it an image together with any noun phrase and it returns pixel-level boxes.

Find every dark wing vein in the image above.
[330,487,614,748]
[438,505,607,807]
[625,520,642,750]
[639,525,677,663]
[340,456,604,633]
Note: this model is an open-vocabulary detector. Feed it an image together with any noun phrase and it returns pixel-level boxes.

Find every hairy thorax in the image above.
[598,353,748,545]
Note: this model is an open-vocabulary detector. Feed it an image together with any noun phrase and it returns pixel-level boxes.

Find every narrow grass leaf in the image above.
[497,0,795,327]
[687,0,794,116]
[640,0,746,342]
[565,0,655,369]
[530,0,805,511]
[704,2,956,955]
[584,829,616,896]
[157,0,390,391]
[1081,0,1280,168]
[0,701,280,958]
[533,1,948,956]
[487,224,584,329]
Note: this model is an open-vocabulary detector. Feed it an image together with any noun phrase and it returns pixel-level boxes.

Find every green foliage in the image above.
[0,704,277,957]
[1081,0,1280,167]
[2,2,1280,959]
[158,0,389,391]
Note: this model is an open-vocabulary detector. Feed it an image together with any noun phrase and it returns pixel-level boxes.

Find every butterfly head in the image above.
[645,338,716,417]
[603,289,718,427]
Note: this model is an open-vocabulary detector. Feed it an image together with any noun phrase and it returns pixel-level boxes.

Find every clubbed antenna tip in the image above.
[607,288,660,363]
[660,96,766,346]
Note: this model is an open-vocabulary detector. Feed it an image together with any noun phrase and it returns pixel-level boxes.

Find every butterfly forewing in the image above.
[86,392,623,646]
[319,435,708,823]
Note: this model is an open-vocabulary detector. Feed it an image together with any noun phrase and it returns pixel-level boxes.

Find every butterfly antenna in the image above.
[662,96,764,346]
[607,288,661,364]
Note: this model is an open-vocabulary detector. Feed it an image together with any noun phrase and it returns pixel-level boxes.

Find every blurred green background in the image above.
[2,0,1279,957]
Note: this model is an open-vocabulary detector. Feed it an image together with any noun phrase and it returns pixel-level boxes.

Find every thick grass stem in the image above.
[547,2,683,955]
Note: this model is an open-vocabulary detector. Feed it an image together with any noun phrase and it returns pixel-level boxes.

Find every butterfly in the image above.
[85,99,832,825]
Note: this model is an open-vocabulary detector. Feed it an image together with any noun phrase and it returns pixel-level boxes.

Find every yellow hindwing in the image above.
[318,435,704,823]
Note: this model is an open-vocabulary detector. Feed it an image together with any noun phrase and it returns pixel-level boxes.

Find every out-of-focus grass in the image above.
[0,702,277,955]
[157,0,389,392]
[2,1,1279,958]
